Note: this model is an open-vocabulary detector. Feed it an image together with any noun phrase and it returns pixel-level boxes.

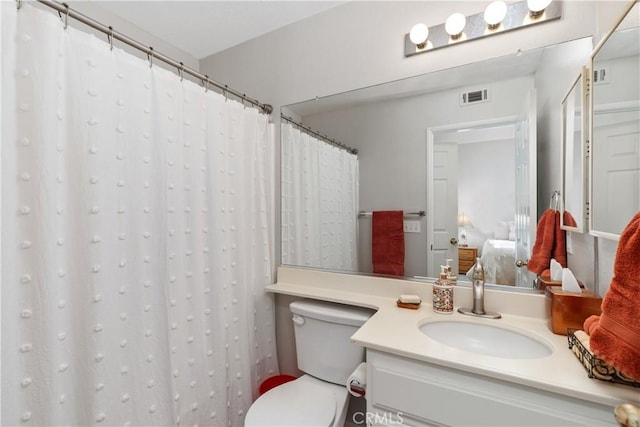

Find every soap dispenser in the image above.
[445,258,457,286]
[433,266,454,314]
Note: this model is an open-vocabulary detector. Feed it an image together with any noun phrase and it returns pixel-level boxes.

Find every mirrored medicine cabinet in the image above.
[561,67,588,233]
[589,0,640,241]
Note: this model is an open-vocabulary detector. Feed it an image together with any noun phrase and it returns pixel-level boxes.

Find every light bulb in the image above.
[484,0,507,30]
[445,13,466,39]
[409,23,429,48]
[527,0,552,18]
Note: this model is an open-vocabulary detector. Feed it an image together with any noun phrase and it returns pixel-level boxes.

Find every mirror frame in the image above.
[560,67,588,233]
[588,0,640,241]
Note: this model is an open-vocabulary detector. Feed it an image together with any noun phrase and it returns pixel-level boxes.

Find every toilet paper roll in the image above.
[346,362,367,398]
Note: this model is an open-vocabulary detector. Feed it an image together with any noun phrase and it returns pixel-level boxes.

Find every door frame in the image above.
[426,116,519,279]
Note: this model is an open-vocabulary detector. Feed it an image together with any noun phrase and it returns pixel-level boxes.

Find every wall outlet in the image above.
[403,220,421,233]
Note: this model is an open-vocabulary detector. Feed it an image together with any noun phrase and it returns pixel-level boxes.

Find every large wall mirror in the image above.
[281,37,592,289]
[561,68,588,233]
[590,0,640,240]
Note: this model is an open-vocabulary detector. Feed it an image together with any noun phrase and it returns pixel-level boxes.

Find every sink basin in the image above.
[419,321,552,359]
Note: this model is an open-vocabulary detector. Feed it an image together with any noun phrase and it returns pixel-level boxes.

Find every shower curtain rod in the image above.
[281,114,358,155]
[30,0,273,115]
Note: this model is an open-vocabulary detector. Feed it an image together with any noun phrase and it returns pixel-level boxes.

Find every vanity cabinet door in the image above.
[366,350,615,427]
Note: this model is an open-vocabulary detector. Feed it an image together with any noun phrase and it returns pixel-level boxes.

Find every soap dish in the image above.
[567,329,640,388]
[396,300,421,310]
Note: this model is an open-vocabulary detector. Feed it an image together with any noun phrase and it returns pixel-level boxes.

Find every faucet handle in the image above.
[471,257,484,281]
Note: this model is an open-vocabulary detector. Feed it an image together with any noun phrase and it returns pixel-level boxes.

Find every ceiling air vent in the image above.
[460,88,489,106]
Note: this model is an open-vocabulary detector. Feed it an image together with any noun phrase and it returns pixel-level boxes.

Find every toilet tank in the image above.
[290,300,374,386]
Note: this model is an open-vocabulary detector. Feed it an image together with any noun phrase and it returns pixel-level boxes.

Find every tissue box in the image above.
[538,275,584,290]
[545,286,602,335]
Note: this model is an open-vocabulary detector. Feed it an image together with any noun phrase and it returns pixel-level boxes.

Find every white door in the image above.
[429,141,459,277]
[593,115,640,236]
[514,89,537,287]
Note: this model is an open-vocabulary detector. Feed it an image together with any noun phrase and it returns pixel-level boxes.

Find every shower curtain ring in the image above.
[223,85,228,102]
[204,75,210,93]
[178,62,184,82]
[62,3,69,29]
[148,47,154,68]
[16,0,23,10]
[107,26,114,51]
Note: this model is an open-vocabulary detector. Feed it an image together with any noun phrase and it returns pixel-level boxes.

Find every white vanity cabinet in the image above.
[366,350,616,427]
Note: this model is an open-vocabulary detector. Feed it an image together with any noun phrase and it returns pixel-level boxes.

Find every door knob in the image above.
[450,237,458,245]
[614,403,640,427]
[516,259,529,268]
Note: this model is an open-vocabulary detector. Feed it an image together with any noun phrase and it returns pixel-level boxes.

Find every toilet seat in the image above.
[245,379,336,426]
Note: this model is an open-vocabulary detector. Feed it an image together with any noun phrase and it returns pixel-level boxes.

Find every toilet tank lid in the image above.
[290,300,374,327]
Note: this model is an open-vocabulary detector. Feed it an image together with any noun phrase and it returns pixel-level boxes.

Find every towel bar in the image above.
[358,211,425,217]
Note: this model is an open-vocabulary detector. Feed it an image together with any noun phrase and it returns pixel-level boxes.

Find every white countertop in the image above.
[268,267,640,408]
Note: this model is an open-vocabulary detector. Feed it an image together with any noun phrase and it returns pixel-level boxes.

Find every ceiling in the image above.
[83,1,345,59]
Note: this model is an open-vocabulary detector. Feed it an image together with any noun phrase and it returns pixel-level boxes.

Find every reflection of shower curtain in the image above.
[281,122,359,271]
[2,5,277,426]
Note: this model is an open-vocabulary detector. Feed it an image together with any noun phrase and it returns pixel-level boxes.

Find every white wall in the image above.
[458,139,516,238]
[199,0,633,375]
[200,1,603,109]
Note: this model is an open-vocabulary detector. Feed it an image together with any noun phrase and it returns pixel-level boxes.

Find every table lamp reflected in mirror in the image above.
[458,212,472,247]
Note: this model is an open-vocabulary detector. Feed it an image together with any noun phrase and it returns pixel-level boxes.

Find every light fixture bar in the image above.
[404,0,562,57]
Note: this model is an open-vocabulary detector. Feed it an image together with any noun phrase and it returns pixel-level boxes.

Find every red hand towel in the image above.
[552,210,569,268]
[563,211,578,228]
[527,209,557,274]
[372,211,405,276]
[589,211,640,381]
[528,209,570,275]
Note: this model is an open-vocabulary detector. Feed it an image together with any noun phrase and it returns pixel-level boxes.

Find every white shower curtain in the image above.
[281,122,359,271]
[2,5,277,426]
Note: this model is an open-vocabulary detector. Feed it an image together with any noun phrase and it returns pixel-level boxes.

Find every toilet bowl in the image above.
[244,374,349,427]
[244,300,373,427]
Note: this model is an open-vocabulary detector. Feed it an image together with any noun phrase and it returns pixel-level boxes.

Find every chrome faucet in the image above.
[458,257,501,319]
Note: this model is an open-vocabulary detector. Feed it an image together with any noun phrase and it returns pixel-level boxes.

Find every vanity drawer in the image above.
[458,247,477,274]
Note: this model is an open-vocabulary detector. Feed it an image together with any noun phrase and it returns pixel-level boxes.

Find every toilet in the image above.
[245,300,374,427]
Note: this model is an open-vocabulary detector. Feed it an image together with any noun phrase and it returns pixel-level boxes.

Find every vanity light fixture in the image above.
[445,13,467,40]
[404,0,561,57]
[527,0,552,18]
[484,1,507,30]
[409,23,429,49]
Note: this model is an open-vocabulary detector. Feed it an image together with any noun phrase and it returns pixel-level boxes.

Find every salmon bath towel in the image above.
[586,211,640,381]
[372,211,405,276]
